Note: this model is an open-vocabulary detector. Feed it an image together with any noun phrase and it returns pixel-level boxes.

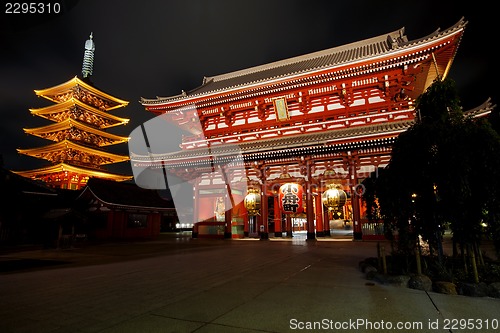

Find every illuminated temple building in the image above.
[132,18,493,240]
[14,33,132,190]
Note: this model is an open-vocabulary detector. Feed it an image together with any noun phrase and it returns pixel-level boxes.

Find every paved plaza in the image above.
[1,233,499,333]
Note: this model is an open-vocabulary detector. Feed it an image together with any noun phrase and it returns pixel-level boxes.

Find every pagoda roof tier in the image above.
[30,98,130,129]
[130,99,494,168]
[12,162,133,182]
[23,118,129,146]
[141,18,466,108]
[35,76,129,111]
[17,139,130,165]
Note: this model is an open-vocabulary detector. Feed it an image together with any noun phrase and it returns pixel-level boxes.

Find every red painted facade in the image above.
[132,18,491,241]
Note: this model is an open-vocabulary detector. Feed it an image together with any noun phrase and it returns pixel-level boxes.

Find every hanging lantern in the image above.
[278,183,304,214]
[322,184,347,212]
[244,188,261,216]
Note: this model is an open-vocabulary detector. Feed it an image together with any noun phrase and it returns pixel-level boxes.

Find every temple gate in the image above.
[130,18,491,240]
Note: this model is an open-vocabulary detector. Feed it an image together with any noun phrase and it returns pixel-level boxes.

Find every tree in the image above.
[363,77,500,281]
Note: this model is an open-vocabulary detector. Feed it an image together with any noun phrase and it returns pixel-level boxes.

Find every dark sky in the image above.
[1,0,497,176]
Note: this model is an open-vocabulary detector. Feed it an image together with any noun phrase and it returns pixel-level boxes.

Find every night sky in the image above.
[1,0,497,176]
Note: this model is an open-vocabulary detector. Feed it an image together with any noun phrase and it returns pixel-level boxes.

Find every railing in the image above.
[361,219,385,240]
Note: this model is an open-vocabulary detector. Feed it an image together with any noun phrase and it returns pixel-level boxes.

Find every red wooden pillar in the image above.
[306,161,315,239]
[255,214,261,237]
[260,187,269,240]
[243,212,249,237]
[286,215,292,237]
[306,184,315,241]
[315,193,324,237]
[349,152,362,240]
[65,172,72,189]
[352,192,362,240]
[224,194,232,239]
[273,196,282,237]
[258,164,269,240]
[192,181,199,238]
[323,207,331,237]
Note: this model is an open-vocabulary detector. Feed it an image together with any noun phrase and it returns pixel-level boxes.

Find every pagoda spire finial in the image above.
[82,32,95,79]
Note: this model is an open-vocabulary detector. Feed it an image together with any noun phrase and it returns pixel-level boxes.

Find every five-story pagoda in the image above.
[13,33,132,190]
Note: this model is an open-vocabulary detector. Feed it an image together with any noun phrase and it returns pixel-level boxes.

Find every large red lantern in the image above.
[278,183,304,214]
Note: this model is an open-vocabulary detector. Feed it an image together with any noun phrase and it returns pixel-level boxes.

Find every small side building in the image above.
[76,178,176,240]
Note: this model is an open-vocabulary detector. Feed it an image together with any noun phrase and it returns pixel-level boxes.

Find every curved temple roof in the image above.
[12,162,133,182]
[17,139,130,165]
[30,98,130,129]
[141,17,467,105]
[77,178,174,210]
[35,76,129,111]
[23,118,130,146]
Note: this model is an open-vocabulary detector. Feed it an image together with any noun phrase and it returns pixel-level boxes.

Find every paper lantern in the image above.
[278,183,304,214]
[244,188,261,216]
[322,184,347,210]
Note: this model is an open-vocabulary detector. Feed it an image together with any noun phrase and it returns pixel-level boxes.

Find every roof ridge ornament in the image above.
[82,32,95,79]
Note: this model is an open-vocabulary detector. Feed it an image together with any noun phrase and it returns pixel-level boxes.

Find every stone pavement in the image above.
[1,233,499,333]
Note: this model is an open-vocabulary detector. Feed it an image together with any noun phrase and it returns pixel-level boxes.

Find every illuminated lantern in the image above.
[244,188,261,216]
[279,183,304,214]
[322,184,347,213]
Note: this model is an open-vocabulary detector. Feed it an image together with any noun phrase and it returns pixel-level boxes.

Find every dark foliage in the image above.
[362,77,500,281]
